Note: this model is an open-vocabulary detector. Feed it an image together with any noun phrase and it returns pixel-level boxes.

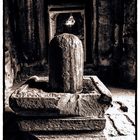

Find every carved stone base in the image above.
[9,76,112,118]
[33,132,106,140]
[17,117,106,132]
[9,75,111,134]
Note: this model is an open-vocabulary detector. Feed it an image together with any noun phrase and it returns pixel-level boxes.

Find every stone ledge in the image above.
[33,131,106,140]
[17,117,106,132]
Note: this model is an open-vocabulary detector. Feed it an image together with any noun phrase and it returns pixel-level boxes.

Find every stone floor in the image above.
[4,86,136,140]
[104,87,135,140]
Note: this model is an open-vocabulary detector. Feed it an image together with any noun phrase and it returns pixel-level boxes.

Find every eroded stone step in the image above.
[17,117,106,132]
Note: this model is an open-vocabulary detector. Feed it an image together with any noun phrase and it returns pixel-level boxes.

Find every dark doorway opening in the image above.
[44,0,93,64]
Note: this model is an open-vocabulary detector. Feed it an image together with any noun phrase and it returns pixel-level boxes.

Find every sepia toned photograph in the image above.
[4,0,136,139]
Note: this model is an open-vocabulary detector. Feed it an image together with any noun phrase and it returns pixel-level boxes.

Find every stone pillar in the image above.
[98,0,113,66]
[5,0,18,90]
[49,33,84,93]
[121,0,136,86]
[36,0,47,64]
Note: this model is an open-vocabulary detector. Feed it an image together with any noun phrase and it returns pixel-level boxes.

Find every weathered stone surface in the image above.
[98,1,109,16]
[91,76,112,104]
[120,0,136,86]
[17,117,106,132]
[5,0,17,90]
[34,131,106,140]
[49,33,84,93]
[107,87,135,125]
[9,76,111,117]
[109,114,135,136]
[5,86,135,140]
[104,115,118,137]
[10,91,108,118]
[5,48,14,90]
[83,76,96,93]
[104,87,135,139]
[98,0,113,66]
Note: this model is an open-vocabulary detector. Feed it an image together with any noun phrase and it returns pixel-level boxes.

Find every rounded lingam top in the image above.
[49,33,84,93]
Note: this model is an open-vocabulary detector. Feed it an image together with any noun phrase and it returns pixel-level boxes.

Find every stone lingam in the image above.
[9,33,112,138]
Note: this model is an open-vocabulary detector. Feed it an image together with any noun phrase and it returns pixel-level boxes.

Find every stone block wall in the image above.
[120,0,136,86]
[95,0,136,87]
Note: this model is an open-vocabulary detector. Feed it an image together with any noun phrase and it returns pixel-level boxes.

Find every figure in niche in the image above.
[65,14,75,27]
[56,13,84,41]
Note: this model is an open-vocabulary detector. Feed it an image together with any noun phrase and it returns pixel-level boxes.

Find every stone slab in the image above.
[9,76,112,117]
[109,114,135,136]
[33,131,106,140]
[90,76,112,104]
[104,115,118,137]
[17,117,106,132]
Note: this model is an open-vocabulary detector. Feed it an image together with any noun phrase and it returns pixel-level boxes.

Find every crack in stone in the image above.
[105,115,118,137]
[108,114,125,136]
[124,114,135,126]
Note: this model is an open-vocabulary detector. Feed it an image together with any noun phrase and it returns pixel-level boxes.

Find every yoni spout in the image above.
[49,33,84,93]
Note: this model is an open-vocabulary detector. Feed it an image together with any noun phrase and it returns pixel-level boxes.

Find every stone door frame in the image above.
[48,6,86,60]
[46,0,97,64]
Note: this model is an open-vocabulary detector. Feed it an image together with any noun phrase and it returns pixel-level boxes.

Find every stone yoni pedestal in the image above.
[49,33,84,93]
